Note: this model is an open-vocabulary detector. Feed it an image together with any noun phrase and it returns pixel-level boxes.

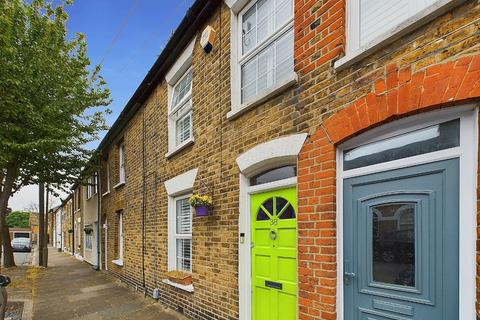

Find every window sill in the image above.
[112,259,124,267]
[113,182,125,190]
[162,279,194,292]
[227,73,297,120]
[334,0,465,71]
[102,191,110,197]
[165,137,194,159]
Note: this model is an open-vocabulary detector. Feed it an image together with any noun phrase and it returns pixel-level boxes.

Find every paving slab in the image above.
[5,247,187,320]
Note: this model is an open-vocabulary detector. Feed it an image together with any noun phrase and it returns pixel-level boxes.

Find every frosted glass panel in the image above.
[344,119,459,170]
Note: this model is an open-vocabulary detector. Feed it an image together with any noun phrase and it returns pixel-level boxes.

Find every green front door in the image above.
[251,187,297,320]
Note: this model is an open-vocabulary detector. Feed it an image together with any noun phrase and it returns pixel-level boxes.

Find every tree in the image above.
[0,0,111,267]
[6,211,30,228]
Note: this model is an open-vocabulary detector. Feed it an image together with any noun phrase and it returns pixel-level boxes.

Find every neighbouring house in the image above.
[82,172,100,267]
[58,0,480,319]
[73,186,84,260]
[28,212,39,244]
[61,196,74,254]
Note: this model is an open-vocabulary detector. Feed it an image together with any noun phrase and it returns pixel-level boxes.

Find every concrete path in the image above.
[7,248,186,320]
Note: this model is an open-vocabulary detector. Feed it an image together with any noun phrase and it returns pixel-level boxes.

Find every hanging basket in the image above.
[189,194,213,217]
[194,205,209,217]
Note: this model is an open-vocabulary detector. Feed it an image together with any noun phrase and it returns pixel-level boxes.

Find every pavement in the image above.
[4,247,187,320]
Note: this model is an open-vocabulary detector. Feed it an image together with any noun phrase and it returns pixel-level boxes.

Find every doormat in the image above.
[5,301,24,320]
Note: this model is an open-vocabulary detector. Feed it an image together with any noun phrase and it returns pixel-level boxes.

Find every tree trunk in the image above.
[44,185,49,267]
[1,217,14,268]
[0,163,18,268]
[38,182,45,267]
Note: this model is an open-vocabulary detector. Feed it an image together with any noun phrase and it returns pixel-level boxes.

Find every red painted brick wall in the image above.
[297,55,480,319]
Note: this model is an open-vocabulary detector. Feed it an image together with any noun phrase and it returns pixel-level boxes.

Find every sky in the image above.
[9,0,194,211]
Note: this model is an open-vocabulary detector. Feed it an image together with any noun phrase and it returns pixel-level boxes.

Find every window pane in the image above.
[242,4,257,54]
[172,70,192,110]
[176,239,192,272]
[372,203,415,287]
[257,46,274,92]
[275,0,292,28]
[241,58,257,102]
[343,119,460,170]
[176,198,191,234]
[250,165,296,186]
[257,0,274,45]
[175,110,192,146]
[242,0,293,55]
[275,30,293,83]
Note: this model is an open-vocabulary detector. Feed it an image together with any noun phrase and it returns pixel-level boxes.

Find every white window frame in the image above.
[112,212,124,266]
[103,161,110,196]
[168,194,193,272]
[228,0,297,120]
[336,105,478,319]
[118,143,126,186]
[335,0,465,70]
[165,38,196,158]
[164,168,197,291]
[169,68,193,150]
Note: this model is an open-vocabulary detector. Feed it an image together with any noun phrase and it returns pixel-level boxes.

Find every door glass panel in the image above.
[256,197,296,220]
[372,203,415,287]
[344,119,460,170]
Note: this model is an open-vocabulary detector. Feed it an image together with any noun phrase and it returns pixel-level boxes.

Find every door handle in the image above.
[344,272,356,285]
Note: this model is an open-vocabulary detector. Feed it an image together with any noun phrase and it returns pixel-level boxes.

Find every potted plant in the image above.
[165,270,192,286]
[189,194,213,216]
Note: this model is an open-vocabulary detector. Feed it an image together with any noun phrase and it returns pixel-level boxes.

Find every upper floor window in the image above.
[170,69,193,147]
[75,189,81,210]
[238,0,294,105]
[337,0,460,69]
[86,173,97,199]
[104,161,110,194]
[119,143,126,184]
[165,38,196,157]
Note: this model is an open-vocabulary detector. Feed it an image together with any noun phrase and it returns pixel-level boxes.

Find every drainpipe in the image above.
[71,194,75,256]
[95,168,101,271]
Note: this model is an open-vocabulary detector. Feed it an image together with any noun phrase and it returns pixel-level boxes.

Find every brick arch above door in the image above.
[296,54,480,320]
[323,55,480,144]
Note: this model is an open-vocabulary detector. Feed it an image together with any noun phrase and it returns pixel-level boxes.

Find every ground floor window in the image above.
[169,195,192,272]
[85,232,92,250]
[117,212,123,261]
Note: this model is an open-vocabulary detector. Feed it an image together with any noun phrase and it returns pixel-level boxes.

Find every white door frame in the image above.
[336,104,478,319]
[237,133,307,320]
[239,175,297,320]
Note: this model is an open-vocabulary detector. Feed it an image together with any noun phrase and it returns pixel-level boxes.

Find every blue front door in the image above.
[343,159,459,320]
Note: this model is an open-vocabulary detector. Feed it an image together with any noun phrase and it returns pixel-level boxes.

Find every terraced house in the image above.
[54,0,480,319]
